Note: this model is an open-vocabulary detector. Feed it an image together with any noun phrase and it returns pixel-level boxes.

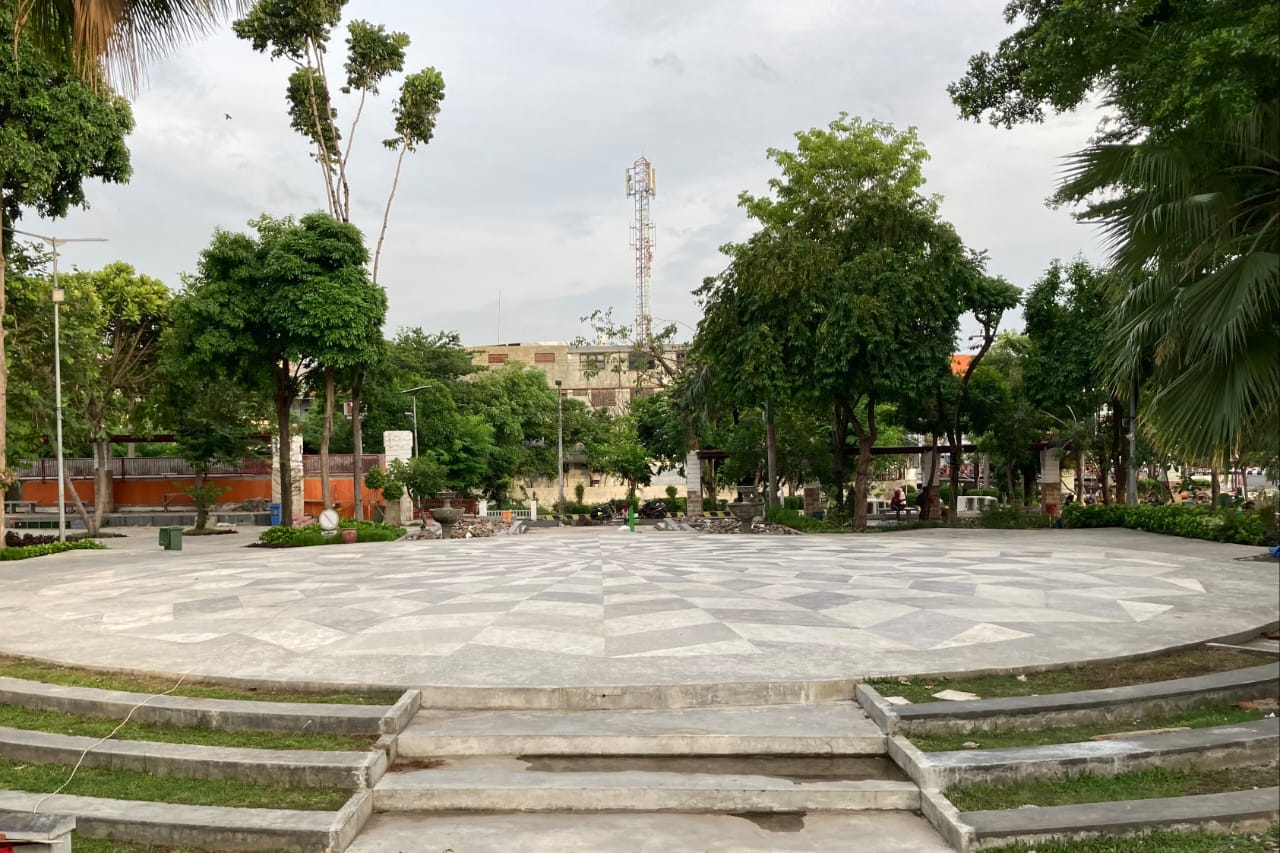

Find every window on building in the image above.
[589,389,617,408]
[487,353,508,364]
[581,353,606,371]
[628,351,655,371]
[534,351,555,364]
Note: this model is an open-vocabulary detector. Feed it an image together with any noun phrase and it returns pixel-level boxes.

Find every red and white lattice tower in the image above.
[625,157,656,343]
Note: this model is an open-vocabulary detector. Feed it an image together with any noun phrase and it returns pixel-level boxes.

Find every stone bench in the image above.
[0,811,75,852]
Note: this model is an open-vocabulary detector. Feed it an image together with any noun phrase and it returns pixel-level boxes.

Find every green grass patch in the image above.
[0,539,106,560]
[867,646,1271,704]
[0,704,375,751]
[982,825,1279,853]
[73,839,292,853]
[947,766,1279,812]
[911,704,1270,751]
[0,655,403,705]
[256,519,404,547]
[0,758,350,810]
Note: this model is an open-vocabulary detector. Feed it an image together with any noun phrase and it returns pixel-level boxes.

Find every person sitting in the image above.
[889,487,907,512]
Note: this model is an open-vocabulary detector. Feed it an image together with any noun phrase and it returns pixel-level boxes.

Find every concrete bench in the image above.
[0,811,75,852]
[2,500,38,515]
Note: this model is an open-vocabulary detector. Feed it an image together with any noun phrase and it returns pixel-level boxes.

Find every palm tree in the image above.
[1059,104,1280,461]
[13,0,243,90]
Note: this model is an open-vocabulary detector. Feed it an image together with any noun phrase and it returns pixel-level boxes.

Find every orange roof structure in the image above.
[950,354,974,376]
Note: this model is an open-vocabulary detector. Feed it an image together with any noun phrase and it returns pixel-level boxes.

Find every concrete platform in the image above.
[399,701,885,756]
[1,527,1275,691]
[372,756,921,812]
[345,811,955,852]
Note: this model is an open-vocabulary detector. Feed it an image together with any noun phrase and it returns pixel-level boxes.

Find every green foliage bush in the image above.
[765,505,832,532]
[258,520,406,547]
[979,505,1054,529]
[1062,503,1273,546]
[0,539,106,560]
[965,487,1000,498]
[783,495,804,511]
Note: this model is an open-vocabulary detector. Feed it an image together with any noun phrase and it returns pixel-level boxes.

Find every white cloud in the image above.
[38,0,1107,347]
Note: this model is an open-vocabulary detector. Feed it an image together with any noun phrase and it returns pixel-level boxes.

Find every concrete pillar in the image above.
[803,485,821,517]
[1041,447,1062,515]
[478,498,488,517]
[271,434,304,518]
[529,498,537,519]
[382,430,414,524]
[685,450,703,517]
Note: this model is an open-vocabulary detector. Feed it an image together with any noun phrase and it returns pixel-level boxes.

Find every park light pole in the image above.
[555,380,564,507]
[402,386,429,459]
[8,228,107,542]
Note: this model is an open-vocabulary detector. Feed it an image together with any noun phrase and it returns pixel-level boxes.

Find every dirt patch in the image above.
[728,812,807,832]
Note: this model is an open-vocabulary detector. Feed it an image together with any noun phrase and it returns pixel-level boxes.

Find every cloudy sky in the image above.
[41,0,1106,347]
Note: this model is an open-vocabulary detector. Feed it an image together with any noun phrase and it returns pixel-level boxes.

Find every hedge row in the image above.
[1062,503,1275,546]
[258,519,406,547]
[0,539,106,560]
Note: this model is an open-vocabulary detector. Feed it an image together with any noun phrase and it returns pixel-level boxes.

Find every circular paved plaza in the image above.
[1,528,1275,688]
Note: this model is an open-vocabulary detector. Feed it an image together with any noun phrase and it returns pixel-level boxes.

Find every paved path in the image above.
[1,528,1274,688]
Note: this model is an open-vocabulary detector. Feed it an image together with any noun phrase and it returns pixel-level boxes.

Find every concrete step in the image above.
[414,678,855,710]
[0,724,387,789]
[345,811,955,852]
[399,701,885,757]
[373,756,919,813]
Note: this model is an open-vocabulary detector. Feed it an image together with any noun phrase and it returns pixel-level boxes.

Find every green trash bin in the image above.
[160,526,183,551]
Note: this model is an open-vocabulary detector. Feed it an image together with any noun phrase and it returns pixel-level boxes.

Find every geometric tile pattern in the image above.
[0,528,1274,688]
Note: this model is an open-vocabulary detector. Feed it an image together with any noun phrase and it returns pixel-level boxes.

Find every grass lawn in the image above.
[911,704,1270,751]
[982,825,1279,853]
[0,704,375,751]
[947,767,1279,812]
[0,758,350,810]
[73,840,291,853]
[867,646,1272,704]
[0,655,403,705]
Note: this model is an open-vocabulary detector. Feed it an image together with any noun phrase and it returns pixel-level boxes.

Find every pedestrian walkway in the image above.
[0,527,1273,689]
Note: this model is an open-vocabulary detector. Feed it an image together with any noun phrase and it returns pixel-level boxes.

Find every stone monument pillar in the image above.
[685,450,703,517]
[1041,447,1062,515]
[271,433,304,519]
[803,485,821,517]
[382,430,415,525]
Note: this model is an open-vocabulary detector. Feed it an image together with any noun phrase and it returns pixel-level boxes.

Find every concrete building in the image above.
[466,341,686,416]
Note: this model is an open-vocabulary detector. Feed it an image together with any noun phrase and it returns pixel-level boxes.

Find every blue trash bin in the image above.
[269,503,282,526]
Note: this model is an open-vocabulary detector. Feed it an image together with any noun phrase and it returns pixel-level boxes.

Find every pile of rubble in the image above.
[681,516,801,535]
[407,516,508,539]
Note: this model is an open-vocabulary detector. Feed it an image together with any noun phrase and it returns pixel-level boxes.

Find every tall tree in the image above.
[173,212,369,525]
[0,11,132,531]
[59,262,170,533]
[703,115,975,527]
[234,0,444,515]
[952,0,1280,462]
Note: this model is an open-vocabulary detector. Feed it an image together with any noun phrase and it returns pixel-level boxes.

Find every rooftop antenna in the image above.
[625,156,655,343]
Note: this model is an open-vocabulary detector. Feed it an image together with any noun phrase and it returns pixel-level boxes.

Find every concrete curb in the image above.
[860,664,1278,735]
[378,690,421,735]
[413,679,857,711]
[0,725,386,789]
[0,789,372,853]
[910,718,1280,790]
[918,786,975,853]
[0,676,393,735]
[963,787,1280,849]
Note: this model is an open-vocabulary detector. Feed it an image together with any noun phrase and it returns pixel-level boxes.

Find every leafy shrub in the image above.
[0,539,105,560]
[765,505,833,532]
[783,495,804,511]
[5,531,95,547]
[257,520,406,547]
[964,487,1000,498]
[1062,503,1270,546]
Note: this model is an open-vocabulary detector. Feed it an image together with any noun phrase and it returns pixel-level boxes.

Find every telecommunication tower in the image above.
[625,157,656,343]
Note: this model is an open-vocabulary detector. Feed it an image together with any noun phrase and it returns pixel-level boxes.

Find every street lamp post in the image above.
[555,380,564,507]
[402,386,429,459]
[7,229,106,542]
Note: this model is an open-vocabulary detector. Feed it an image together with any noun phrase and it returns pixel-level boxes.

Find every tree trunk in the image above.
[1100,461,1111,505]
[947,428,961,526]
[274,368,294,527]
[63,468,93,536]
[351,371,364,521]
[194,467,209,531]
[0,191,7,537]
[320,366,334,512]
[92,437,112,535]
[925,439,942,521]
[765,406,778,510]
[1075,447,1086,502]
[831,402,847,509]
[852,433,873,529]
[1210,462,1220,506]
